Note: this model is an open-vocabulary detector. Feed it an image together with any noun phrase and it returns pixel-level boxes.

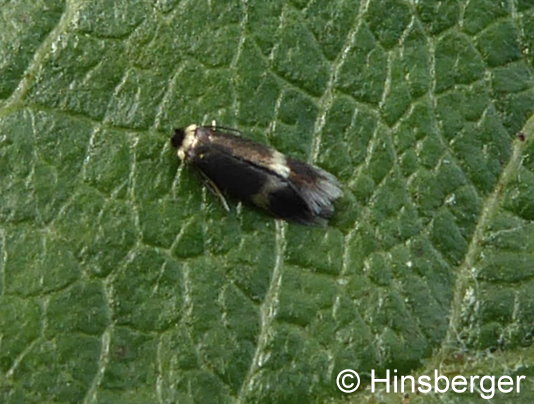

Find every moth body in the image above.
[171,124,342,225]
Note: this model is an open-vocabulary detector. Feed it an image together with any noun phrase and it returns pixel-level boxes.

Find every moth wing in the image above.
[189,143,269,203]
[286,158,343,219]
[189,143,323,224]
[194,127,342,224]
[201,128,281,173]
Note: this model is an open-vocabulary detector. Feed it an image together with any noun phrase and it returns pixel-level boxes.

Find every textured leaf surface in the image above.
[1,0,533,402]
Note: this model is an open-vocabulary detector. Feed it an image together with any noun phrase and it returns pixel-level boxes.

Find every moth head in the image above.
[171,128,185,149]
[172,124,198,160]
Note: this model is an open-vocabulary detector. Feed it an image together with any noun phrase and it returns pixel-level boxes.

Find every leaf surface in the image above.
[1,0,533,402]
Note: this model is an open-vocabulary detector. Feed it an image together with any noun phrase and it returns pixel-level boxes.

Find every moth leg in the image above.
[198,170,230,212]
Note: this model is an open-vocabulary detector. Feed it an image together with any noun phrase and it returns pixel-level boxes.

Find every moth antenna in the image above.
[207,125,243,135]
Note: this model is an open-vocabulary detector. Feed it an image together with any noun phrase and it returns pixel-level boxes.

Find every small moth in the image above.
[171,124,342,225]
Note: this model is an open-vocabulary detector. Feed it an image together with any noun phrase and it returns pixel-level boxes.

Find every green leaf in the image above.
[1,0,533,402]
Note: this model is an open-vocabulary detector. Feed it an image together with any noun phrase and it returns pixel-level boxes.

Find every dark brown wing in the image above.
[189,142,324,224]
[286,157,343,219]
[193,126,342,224]
[196,126,280,172]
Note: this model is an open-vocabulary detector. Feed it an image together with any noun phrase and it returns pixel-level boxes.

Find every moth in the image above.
[171,124,342,225]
